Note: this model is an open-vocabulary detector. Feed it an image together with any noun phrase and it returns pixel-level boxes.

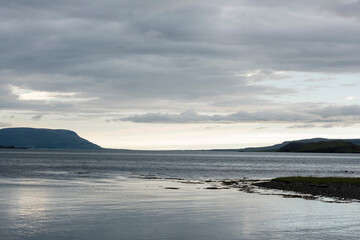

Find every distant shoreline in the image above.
[0,145,27,149]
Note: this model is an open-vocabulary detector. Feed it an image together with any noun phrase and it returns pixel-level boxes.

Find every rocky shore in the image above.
[140,175,360,201]
[254,179,360,201]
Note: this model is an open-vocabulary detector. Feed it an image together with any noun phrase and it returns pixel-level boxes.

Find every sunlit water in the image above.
[1,149,360,240]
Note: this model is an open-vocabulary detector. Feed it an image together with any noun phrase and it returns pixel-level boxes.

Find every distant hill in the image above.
[279,140,360,153]
[237,138,332,152]
[211,138,360,152]
[0,128,101,149]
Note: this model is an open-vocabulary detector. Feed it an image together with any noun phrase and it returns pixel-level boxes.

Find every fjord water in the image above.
[1,150,360,240]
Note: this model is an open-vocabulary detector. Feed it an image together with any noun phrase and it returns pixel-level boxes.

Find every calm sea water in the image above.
[1,149,360,240]
[1,149,360,180]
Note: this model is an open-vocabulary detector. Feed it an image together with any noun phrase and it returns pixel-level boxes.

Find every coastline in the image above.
[159,176,360,202]
[253,177,360,201]
[137,176,360,202]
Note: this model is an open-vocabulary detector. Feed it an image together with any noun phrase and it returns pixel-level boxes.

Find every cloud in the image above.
[288,123,317,129]
[114,109,309,124]
[10,85,97,102]
[1,0,360,126]
[115,109,221,123]
[0,122,11,128]
[308,105,360,118]
[236,69,289,83]
[288,124,317,129]
[289,123,355,129]
[112,104,360,126]
[327,0,360,19]
[254,126,268,130]
[31,114,43,121]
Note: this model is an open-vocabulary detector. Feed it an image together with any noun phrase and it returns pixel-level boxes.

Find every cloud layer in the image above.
[1,0,360,127]
[116,104,360,128]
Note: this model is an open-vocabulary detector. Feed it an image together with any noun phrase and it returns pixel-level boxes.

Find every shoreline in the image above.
[148,176,360,202]
[252,177,360,201]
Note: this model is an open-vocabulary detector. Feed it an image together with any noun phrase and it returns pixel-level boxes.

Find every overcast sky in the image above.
[1,0,360,149]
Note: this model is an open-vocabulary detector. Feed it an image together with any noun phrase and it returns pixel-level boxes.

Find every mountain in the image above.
[279,140,360,153]
[211,138,360,152]
[0,128,101,149]
[237,138,329,152]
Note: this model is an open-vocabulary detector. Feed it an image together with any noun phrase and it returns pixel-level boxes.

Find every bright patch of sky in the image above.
[10,85,97,102]
[258,71,360,104]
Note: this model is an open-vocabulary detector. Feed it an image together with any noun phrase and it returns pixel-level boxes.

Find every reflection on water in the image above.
[0,177,360,240]
[1,150,360,180]
[10,187,50,237]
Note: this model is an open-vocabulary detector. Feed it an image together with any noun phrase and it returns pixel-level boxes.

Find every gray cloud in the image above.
[31,114,43,121]
[114,110,222,123]
[288,124,317,129]
[308,105,360,118]
[114,109,310,124]
[327,1,360,19]
[0,122,11,128]
[288,123,355,129]
[113,104,360,126]
[1,0,360,123]
[288,123,317,129]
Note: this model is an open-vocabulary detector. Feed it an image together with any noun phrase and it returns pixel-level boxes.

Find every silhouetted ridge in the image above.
[279,140,360,153]
[211,138,360,152]
[0,128,101,149]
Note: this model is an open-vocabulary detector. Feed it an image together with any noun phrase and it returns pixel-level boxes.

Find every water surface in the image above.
[1,150,360,240]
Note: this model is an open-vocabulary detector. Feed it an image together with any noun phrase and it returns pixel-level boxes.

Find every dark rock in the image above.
[254,180,360,200]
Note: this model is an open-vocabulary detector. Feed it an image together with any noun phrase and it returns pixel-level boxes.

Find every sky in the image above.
[1,0,360,150]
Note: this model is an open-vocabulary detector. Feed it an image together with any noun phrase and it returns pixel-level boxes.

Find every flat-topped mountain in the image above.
[0,128,101,149]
